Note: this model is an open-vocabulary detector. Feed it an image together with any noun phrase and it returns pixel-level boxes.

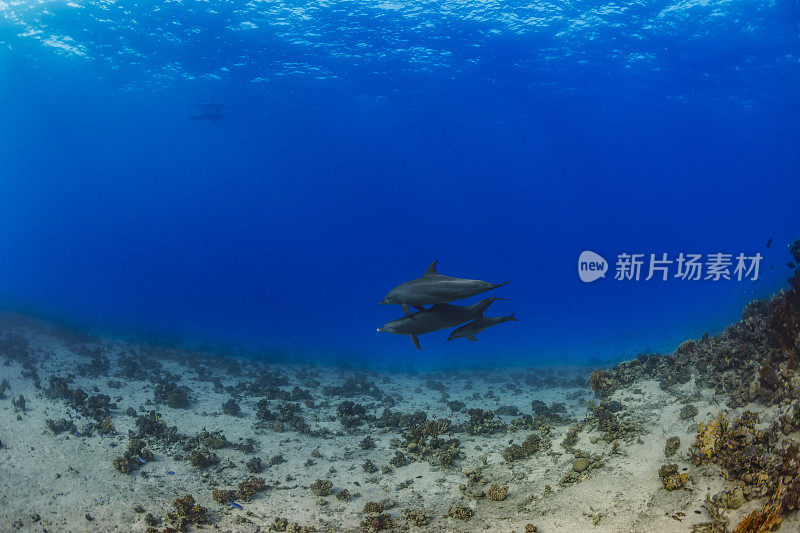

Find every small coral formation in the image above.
[45,418,75,436]
[446,505,474,521]
[664,436,680,457]
[401,417,464,467]
[359,435,376,450]
[487,483,508,501]
[732,498,782,532]
[389,451,408,467]
[12,395,25,412]
[589,400,638,442]
[502,433,542,462]
[270,517,317,532]
[166,494,208,531]
[154,378,191,409]
[189,448,219,468]
[245,456,262,473]
[658,464,688,490]
[238,476,267,501]
[254,402,312,434]
[680,404,699,420]
[693,494,729,533]
[361,503,393,533]
[692,413,725,465]
[589,369,616,397]
[44,375,114,421]
[98,415,115,435]
[211,489,239,504]
[113,438,154,474]
[463,408,506,435]
[133,410,179,443]
[335,488,350,501]
[309,479,332,496]
[573,458,590,472]
[404,510,432,527]
[716,487,745,510]
[337,400,369,428]
[221,398,240,416]
[363,501,384,514]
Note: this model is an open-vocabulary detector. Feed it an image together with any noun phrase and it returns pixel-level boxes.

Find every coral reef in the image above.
[309,479,332,496]
[221,398,240,416]
[658,464,688,491]
[166,494,208,531]
[487,483,508,501]
[113,437,154,474]
[502,433,543,462]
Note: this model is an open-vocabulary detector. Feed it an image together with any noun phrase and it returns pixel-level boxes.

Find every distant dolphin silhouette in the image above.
[377,297,505,350]
[195,102,226,113]
[189,111,225,122]
[448,313,517,342]
[381,260,509,316]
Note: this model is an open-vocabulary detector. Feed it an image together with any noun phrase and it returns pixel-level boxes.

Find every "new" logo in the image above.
[578,251,607,283]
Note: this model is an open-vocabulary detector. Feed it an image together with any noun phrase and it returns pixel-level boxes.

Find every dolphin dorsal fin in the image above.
[423,260,439,276]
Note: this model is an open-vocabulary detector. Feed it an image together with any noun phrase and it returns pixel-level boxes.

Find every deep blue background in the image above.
[0,0,798,368]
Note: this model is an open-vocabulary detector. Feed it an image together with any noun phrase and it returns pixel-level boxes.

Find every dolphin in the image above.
[381,261,510,316]
[447,313,517,342]
[377,297,505,350]
[196,102,226,113]
[189,111,225,122]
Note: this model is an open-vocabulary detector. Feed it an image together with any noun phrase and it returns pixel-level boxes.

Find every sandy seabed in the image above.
[1,290,799,532]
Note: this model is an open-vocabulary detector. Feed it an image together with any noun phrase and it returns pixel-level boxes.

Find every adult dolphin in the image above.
[377,297,505,350]
[447,313,517,342]
[381,261,510,316]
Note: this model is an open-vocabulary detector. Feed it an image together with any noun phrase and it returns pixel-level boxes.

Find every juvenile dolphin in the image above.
[381,261,510,316]
[447,313,517,341]
[377,297,505,350]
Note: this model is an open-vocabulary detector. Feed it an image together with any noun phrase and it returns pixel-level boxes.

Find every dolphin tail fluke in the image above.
[401,303,412,316]
[466,335,479,341]
[409,334,422,350]
[508,313,517,321]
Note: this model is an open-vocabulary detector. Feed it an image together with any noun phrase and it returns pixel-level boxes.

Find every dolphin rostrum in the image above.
[377,297,505,350]
[447,313,517,342]
[381,261,510,316]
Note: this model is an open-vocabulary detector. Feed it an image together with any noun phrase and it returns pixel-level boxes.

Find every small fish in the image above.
[228,501,243,510]
[167,471,175,475]
[137,455,146,464]
[109,443,116,448]
[766,237,772,248]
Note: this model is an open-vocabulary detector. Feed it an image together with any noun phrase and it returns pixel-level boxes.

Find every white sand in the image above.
[0,315,798,532]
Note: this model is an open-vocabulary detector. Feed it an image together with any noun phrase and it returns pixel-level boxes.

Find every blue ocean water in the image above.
[0,0,798,369]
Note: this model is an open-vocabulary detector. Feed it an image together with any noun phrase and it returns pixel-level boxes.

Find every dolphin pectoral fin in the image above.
[423,260,439,276]
[401,303,412,316]
[466,335,479,341]
[410,334,422,350]
[412,305,426,311]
